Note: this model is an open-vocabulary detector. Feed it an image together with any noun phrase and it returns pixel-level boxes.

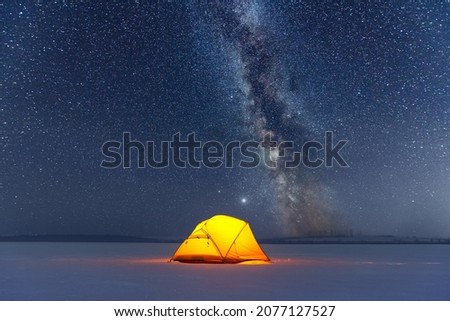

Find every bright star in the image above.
[241,197,247,204]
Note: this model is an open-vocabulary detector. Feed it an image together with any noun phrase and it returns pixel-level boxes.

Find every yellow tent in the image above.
[170,214,270,263]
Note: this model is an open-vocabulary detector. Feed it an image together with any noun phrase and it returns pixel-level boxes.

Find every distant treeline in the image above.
[260,236,450,244]
[0,234,179,243]
[0,234,448,244]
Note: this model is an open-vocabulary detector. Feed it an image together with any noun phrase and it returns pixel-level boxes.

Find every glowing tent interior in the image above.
[170,214,270,264]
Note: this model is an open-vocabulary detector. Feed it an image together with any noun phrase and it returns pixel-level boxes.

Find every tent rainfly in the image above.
[170,214,270,263]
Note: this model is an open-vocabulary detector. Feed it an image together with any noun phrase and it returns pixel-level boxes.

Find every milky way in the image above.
[204,1,338,236]
[3,1,449,238]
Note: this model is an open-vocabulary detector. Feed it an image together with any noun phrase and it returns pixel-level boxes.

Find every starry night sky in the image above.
[2,1,450,238]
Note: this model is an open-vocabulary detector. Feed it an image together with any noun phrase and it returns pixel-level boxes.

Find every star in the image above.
[1,1,448,239]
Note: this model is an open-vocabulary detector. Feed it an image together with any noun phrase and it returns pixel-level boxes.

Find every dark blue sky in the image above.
[2,1,449,238]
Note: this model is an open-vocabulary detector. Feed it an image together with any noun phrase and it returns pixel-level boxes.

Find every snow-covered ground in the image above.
[0,242,448,300]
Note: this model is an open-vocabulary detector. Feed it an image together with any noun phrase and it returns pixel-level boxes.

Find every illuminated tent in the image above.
[170,214,270,263]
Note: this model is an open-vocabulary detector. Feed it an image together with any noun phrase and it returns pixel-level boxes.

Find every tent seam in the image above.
[202,225,224,260]
[223,222,248,260]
